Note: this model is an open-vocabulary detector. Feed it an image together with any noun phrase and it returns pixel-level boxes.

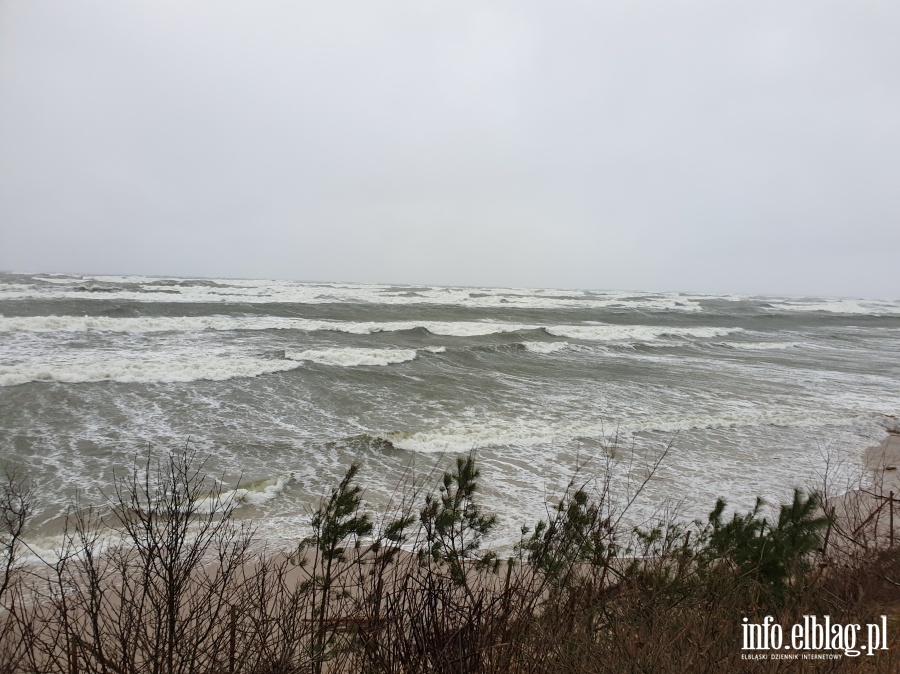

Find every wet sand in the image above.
[825,429,900,555]
[865,430,900,493]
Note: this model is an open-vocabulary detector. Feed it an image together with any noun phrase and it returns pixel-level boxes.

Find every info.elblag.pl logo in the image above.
[742,615,889,661]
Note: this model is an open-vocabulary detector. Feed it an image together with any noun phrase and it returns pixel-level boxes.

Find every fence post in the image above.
[69,640,78,674]
[229,605,237,674]
[890,492,894,549]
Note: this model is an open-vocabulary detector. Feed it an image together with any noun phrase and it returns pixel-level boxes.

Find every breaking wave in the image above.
[764,298,900,316]
[0,357,301,386]
[544,325,741,341]
[6,276,707,312]
[0,315,533,336]
[284,348,418,367]
[714,341,809,351]
[218,475,290,510]
[0,315,741,344]
[379,410,860,454]
[522,341,570,354]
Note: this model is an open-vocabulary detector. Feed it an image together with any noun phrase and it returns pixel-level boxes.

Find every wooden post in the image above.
[229,606,237,674]
[890,492,894,549]
[69,640,78,674]
[822,507,834,557]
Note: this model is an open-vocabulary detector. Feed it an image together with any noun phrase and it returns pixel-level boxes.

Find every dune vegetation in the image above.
[1,446,898,673]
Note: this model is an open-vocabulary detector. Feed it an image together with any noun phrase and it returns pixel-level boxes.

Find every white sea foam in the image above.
[0,315,742,345]
[212,475,289,510]
[4,275,706,311]
[715,341,808,351]
[380,409,860,454]
[133,475,291,515]
[382,421,559,453]
[0,315,244,333]
[0,357,301,386]
[412,321,534,336]
[0,315,535,336]
[544,325,740,342]
[6,273,899,556]
[522,341,570,354]
[9,275,900,315]
[285,348,417,367]
[764,298,900,316]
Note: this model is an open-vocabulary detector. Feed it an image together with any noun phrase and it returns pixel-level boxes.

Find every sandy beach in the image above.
[866,429,900,491]
[825,426,900,555]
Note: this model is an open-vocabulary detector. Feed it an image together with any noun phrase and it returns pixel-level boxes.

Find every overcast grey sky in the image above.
[1,1,898,297]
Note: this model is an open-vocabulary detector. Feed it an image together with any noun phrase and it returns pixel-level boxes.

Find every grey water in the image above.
[1,272,899,555]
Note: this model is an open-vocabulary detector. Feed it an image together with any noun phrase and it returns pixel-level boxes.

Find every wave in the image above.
[0,315,244,333]
[713,341,809,351]
[0,315,534,337]
[5,276,706,312]
[136,475,291,514]
[763,298,900,316]
[0,356,302,386]
[378,410,858,453]
[219,475,290,509]
[544,325,741,341]
[9,275,900,315]
[16,475,292,564]
[522,341,570,354]
[0,315,741,344]
[284,347,418,367]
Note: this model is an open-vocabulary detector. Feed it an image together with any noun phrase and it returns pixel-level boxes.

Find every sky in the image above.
[1,1,898,298]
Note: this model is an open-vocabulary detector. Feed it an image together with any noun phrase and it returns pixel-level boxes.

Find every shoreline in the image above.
[865,429,900,493]
[825,426,900,554]
[12,422,900,566]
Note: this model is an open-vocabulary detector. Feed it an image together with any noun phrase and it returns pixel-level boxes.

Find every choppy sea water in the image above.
[1,272,899,555]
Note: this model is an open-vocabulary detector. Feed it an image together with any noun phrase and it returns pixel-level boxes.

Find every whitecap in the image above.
[0,315,741,344]
[714,341,808,351]
[0,357,301,386]
[0,315,535,336]
[763,298,900,316]
[522,341,570,354]
[284,347,417,367]
[379,409,858,454]
[211,475,289,510]
[4,276,707,312]
[545,325,740,342]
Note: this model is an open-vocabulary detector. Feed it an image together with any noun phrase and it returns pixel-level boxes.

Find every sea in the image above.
[1,272,899,556]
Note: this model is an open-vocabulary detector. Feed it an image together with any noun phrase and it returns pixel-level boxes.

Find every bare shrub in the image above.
[0,470,31,673]
[2,438,900,673]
